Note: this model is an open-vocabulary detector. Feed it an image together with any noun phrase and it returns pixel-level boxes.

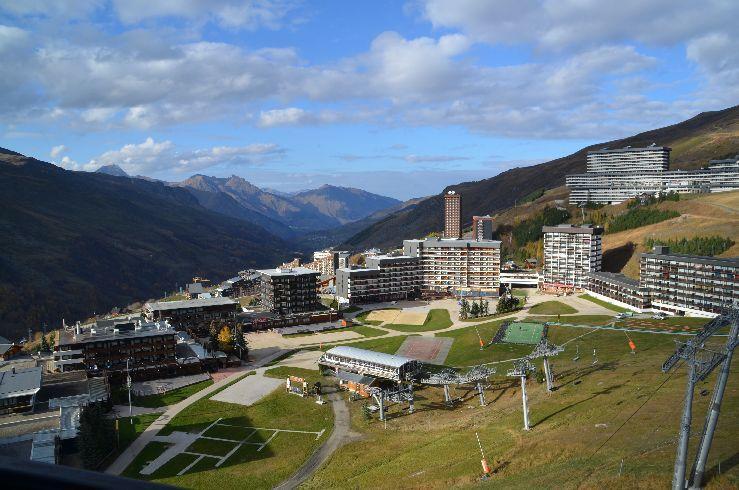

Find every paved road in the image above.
[275,389,361,489]
[105,348,289,476]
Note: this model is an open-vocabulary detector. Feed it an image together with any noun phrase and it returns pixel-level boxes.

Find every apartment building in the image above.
[54,319,178,381]
[472,215,495,241]
[639,246,738,317]
[305,250,352,276]
[444,191,461,239]
[585,271,650,312]
[586,145,670,173]
[567,149,739,204]
[336,255,420,304]
[143,297,240,325]
[541,224,603,291]
[403,238,501,296]
[257,267,320,315]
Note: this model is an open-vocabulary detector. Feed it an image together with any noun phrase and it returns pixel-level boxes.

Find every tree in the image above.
[40,334,50,353]
[78,402,115,469]
[217,326,233,353]
[496,296,520,315]
[459,299,470,320]
[208,321,220,354]
[481,300,489,317]
[470,301,480,318]
[232,324,248,360]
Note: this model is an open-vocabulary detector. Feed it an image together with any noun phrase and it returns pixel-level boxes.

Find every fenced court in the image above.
[395,337,453,364]
[140,417,325,477]
[496,322,546,345]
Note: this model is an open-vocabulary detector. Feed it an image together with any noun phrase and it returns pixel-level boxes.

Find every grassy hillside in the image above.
[343,105,739,250]
[0,155,293,340]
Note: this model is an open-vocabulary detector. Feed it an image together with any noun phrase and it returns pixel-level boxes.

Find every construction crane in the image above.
[661,309,738,490]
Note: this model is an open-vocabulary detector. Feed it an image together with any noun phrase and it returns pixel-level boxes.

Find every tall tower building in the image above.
[541,224,603,291]
[444,191,461,239]
[472,215,494,241]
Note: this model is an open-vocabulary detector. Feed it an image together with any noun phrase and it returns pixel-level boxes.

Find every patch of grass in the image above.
[528,300,578,315]
[133,379,214,408]
[385,309,452,332]
[324,335,410,354]
[103,412,160,469]
[525,315,615,325]
[125,384,334,489]
[264,366,326,385]
[264,350,299,366]
[121,441,171,479]
[579,294,631,313]
[187,438,239,457]
[354,310,383,326]
[437,320,531,366]
[304,325,739,489]
[512,289,531,298]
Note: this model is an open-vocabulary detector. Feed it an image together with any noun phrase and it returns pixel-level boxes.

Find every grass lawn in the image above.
[133,379,214,408]
[385,309,452,332]
[512,289,531,298]
[528,300,578,315]
[304,325,739,489]
[322,335,410,354]
[436,320,532,366]
[264,366,326,385]
[460,309,521,322]
[579,294,631,313]
[525,315,616,325]
[123,373,334,489]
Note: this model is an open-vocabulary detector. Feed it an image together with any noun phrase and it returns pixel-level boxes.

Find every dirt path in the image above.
[275,390,361,489]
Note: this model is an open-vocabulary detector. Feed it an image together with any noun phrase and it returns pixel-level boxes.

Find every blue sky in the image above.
[1,1,737,199]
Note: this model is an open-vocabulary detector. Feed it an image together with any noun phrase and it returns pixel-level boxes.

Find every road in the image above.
[275,389,361,489]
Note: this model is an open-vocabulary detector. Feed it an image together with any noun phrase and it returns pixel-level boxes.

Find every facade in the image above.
[586,145,670,173]
[336,255,420,304]
[0,367,42,415]
[143,297,239,324]
[541,224,603,291]
[257,267,320,315]
[54,319,178,380]
[639,246,738,317]
[567,150,739,205]
[319,346,420,382]
[444,191,461,239]
[403,238,501,296]
[585,271,650,311]
[472,215,495,241]
[218,271,260,298]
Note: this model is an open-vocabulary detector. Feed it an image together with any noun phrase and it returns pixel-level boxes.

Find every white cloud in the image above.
[0,0,101,19]
[258,107,310,127]
[686,33,739,105]
[50,144,66,158]
[111,0,299,30]
[85,137,285,175]
[404,154,469,163]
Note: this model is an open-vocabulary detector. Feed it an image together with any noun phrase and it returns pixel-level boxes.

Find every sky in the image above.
[0,1,737,200]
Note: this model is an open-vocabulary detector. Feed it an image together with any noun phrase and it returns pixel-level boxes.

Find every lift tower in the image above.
[661,309,738,490]
[528,338,564,392]
[507,358,536,430]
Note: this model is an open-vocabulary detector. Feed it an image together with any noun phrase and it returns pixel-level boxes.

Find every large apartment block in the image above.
[403,238,501,296]
[585,271,650,311]
[444,191,461,239]
[639,246,738,317]
[472,215,495,241]
[567,148,739,205]
[54,318,177,380]
[336,255,420,304]
[541,224,603,291]
[257,267,320,315]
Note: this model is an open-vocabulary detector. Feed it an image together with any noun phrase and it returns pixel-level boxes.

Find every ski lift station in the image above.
[319,346,421,382]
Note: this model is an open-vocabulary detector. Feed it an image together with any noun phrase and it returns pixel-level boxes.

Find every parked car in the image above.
[652,313,667,320]
[615,312,633,319]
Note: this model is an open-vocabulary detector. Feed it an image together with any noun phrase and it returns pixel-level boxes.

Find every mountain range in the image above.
[341,104,739,250]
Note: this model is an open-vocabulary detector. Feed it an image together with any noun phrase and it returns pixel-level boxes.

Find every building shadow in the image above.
[602,242,635,272]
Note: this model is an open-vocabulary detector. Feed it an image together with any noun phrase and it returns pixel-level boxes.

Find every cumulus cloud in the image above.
[50,144,66,158]
[85,137,285,175]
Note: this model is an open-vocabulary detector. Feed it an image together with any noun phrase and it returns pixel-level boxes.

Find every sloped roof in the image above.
[324,346,414,368]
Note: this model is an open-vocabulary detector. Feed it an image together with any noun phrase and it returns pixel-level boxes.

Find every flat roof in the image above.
[58,321,175,346]
[588,146,671,154]
[641,251,739,268]
[145,296,238,311]
[336,267,379,276]
[257,267,321,277]
[0,367,42,400]
[324,346,415,369]
[588,271,640,288]
[542,224,604,235]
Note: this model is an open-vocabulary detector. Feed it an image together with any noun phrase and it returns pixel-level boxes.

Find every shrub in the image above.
[607,207,680,234]
[644,236,734,256]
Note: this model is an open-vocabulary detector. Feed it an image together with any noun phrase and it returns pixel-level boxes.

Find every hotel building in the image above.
[444,191,461,239]
[404,237,501,296]
[335,255,420,304]
[257,267,320,315]
[541,224,603,291]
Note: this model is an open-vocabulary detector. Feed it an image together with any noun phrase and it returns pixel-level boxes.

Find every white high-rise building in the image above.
[586,145,670,173]
[541,224,603,291]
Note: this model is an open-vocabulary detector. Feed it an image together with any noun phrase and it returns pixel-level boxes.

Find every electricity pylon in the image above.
[662,309,738,490]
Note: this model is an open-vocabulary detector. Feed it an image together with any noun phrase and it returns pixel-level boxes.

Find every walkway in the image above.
[105,348,291,476]
[275,389,361,489]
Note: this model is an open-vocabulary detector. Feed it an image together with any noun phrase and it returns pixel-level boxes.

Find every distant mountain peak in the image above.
[96,164,129,177]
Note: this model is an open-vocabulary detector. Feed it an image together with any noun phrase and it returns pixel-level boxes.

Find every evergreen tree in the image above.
[78,402,115,469]
[208,321,220,353]
[232,324,248,360]
[470,302,481,318]
[496,296,520,314]
[460,299,470,320]
[40,334,50,352]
